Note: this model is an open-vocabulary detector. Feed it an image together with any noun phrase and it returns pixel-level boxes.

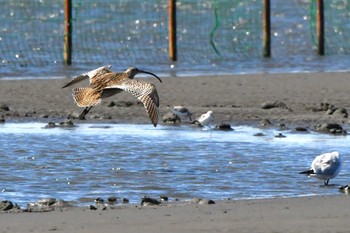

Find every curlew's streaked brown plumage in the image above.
[62,65,112,89]
[62,66,162,127]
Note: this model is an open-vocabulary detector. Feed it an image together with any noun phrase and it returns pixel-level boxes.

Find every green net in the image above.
[0,1,63,67]
[0,0,263,69]
[310,0,350,54]
[176,0,263,63]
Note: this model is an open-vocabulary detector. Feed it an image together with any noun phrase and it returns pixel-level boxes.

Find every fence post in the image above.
[64,0,72,65]
[169,0,177,61]
[263,0,271,57]
[316,0,324,55]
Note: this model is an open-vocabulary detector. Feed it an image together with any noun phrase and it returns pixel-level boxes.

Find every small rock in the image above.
[94,197,104,204]
[122,198,129,204]
[320,102,334,111]
[332,108,348,118]
[295,127,308,132]
[67,112,81,119]
[107,196,117,204]
[90,201,107,210]
[162,112,181,124]
[37,198,56,206]
[44,122,56,128]
[275,133,286,138]
[107,101,116,107]
[115,101,133,107]
[0,200,14,211]
[160,195,168,202]
[190,120,203,127]
[52,199,73,208]
[277,123,288,130]
[44,120,76,129]
[311,102,334,112]
[325,108,336,115]
[27,199,56,212]
[215,123,233,131]
[0,115,5,123]
[261,101,289,110]
[259,119,272,127]
[253,132,266,137]
[141,196,160,206]
[59,120,75,127]
[315,123,347,135]
[192,198,215,205]
[0,104,10,111]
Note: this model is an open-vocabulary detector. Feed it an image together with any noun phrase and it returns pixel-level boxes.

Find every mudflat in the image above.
[0,72,349,128]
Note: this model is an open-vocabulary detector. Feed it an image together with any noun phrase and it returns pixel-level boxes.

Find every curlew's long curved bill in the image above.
[137,69,162,83]
[62,65,112,88]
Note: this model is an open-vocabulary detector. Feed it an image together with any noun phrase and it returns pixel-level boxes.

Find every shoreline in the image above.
[1,195,350,233]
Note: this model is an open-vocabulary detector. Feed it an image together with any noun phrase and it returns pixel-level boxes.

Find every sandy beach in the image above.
[1,72,350,232]
[1,195,350,233]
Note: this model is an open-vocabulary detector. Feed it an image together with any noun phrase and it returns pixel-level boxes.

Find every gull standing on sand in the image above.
[62,66,162,127]
[299,151,342,185]
[198,111,215,127]
[171,106,192,122]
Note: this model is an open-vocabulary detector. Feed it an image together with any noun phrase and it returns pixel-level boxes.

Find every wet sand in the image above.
[1,195,350,233]
[1,72,350,231]
[1,72,350,128]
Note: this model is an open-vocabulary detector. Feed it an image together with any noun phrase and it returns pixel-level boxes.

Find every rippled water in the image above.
[0,123,349,207]
[2,0,350,79]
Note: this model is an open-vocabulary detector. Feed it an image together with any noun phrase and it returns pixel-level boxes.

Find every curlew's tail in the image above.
[72,87,102,107]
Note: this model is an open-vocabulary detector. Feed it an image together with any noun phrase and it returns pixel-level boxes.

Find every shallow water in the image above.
[0,123,349,207]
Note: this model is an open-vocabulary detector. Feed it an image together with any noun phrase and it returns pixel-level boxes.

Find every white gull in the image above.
[299,151,342,185]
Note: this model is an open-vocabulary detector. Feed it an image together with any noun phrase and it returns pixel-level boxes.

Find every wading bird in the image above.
[171,106,192,122]
[299,151,342,185]
[62,66,162,127]
[198,111,215,127]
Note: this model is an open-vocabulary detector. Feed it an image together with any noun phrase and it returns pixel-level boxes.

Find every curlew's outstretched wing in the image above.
[72,87,102,107]
[62,65,112,88]
[105,79,160,127]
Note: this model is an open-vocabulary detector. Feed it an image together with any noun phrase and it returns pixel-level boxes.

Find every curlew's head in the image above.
[125,67,162,83]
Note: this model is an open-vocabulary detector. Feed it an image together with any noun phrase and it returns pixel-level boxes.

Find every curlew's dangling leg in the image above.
[324,179,329,186]
[79,106,93,120]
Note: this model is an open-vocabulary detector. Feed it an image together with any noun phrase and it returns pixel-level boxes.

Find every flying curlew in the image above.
[62,66,162,127]
[299,151,342,185]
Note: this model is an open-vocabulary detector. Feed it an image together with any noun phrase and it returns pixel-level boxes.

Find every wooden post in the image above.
[263,0,271,57]
[316,0,325,55]
[64,0,72,65]
[168,0,177,61]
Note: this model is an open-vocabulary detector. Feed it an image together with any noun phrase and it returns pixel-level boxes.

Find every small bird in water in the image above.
[299,151,342,185]
[62,66,162,127]
[197,111,215,127]
[171,106,192,122]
